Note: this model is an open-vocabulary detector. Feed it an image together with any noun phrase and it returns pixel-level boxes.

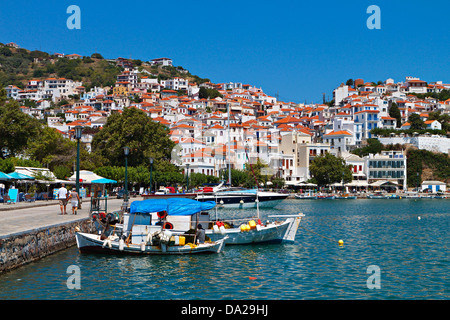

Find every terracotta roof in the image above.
[324,130,352,136]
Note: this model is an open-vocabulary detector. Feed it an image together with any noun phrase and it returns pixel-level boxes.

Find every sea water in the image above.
[0,199,448,300]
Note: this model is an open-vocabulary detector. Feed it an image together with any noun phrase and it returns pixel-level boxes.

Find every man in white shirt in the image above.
[57,183,68,215]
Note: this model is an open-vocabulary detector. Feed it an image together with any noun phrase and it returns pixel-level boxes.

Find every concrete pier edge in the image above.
[0,218,93,274]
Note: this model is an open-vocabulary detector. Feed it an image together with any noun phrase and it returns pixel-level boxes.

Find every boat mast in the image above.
[227,102,231,187]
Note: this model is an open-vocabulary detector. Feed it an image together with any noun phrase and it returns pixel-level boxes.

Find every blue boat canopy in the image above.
[130,198,216,216]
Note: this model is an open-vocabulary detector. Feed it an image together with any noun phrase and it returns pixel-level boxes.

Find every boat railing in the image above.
[206,213,305,227]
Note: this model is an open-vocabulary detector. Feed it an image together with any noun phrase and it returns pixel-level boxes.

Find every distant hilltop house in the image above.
[151,57,173,66]
[6,42,20,48]
[65,54,82,60]
[116,57,133,69]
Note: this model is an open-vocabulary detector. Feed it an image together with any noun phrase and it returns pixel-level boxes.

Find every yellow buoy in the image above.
[338,240,344,246]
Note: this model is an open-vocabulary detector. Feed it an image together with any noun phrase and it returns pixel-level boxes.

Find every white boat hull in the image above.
[218,198,286,209]
[75,232,227,255]
[204,214,304,245]
[196,191,289,208]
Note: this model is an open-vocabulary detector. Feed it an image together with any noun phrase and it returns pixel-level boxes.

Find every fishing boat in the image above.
[335,194,357,199]
[385,194,400,199]
[316,194,336,200]
[295,191,317,199]
[403,192,421,199]
[195,182,289,208]
[116,197,304,245]
[141,186,197,199]
[75,198,227,255]
[205,214,304,245]
[367,192,387,199]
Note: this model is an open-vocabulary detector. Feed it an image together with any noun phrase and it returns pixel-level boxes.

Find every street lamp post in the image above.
[417,172,420,194]
[123,146,130,205]
[186,163,190,193]
[74,126,83,195]
[149,157,153,194]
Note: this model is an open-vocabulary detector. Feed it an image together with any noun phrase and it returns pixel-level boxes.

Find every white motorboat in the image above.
[195,182,289,208]
[295,192,317,199]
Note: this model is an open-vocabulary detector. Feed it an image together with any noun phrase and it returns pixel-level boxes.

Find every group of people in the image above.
[57,183,81,215]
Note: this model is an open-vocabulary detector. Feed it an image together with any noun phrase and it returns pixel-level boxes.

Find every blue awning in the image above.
[0,172,13,181]
[130,198,216,216]
[7,172,35,180]
[91,178,117,184]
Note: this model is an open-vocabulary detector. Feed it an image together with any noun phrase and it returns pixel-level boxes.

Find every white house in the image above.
[323,130,354,153]
[354,109,380,139]
[161,77,189,92]
[424,120,442,130]
[151,58,173,66]
[421,181,446,193]
[4,85,21,99]
[43,78,82,98]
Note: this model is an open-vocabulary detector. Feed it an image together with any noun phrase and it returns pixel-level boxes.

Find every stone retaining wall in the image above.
[0,218,93,274]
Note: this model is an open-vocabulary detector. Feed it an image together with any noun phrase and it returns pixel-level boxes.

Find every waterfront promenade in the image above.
[0,197,128,273]
[0,198,125,238]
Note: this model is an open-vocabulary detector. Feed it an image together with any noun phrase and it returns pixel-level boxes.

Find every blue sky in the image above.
[1,0,449,103]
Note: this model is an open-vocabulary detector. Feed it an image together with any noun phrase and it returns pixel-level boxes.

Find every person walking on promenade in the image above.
[68,188,81,215]
[57,183,68,215]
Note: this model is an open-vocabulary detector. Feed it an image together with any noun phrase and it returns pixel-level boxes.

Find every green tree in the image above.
[199,87,223,99]
[0,47,12,56]
[91,53,104,59]
[309,153,352,188]
[389,102,402,128]
[26,126,76,170]
[270,177,285,189]
[0,158,14,173]
[352,138,383,157]
[220,169,248,187]
[243,159,268,188]
[408,113,425,130]
[0,88,43,157]
[91,107,175,168]
[53,165,72,180]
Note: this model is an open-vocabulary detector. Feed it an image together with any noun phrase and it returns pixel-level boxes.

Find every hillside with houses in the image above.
[1,41,450,189]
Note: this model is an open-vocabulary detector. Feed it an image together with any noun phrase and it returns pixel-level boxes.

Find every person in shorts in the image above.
[68,188,80,215]
[57,184,68,215]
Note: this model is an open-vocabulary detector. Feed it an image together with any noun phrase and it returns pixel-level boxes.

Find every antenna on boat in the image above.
[256,192,260,220]
[227,102,232,187]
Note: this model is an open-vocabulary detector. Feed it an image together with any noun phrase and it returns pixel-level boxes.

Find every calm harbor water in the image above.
[0,199,448,300]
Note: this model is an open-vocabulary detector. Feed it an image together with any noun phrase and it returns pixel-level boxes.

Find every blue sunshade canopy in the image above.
[0,172,13,180]
[91,178,117,184]
[7,172,35,180]
[130,198,216,216]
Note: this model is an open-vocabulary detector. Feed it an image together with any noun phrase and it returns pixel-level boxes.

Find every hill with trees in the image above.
[0,42,210,92]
